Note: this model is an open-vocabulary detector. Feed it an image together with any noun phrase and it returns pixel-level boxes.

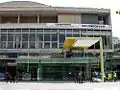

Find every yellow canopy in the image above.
[63,37,101,49]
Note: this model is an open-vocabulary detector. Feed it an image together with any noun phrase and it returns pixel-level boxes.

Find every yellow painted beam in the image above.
[100,38,105,82]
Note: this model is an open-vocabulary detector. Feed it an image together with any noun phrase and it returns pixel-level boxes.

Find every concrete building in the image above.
[0,1,112,81]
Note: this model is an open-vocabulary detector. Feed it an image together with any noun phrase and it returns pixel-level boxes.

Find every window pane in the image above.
[8,33,13,41]
[29,34,35,41]
[44,42,50,48]
[1,29,7,32]
[15,28,21,32]
[44,34,50,41]
[8,29,14,33]
[44,28,51,32]
[52,34,57,41]
[14,42,21,49]
[37,28,43,32]
[59,34,65,43]
[52,29,57,32]
[36,42,43,48]
[73,34,79,37]
[0,42,6,48]
[37,34,43,41]
[29,42,35,48]
[22,34,28,41]
[15,34,21,41]
[1,34,7,41]
[30,28,36,32]
[22,42,28,49]
[7,42,13,49]
[22,28,29,32]
[66,34,72,37]
[52,43,57,48]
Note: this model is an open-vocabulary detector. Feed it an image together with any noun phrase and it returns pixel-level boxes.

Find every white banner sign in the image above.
[47,23,111,30]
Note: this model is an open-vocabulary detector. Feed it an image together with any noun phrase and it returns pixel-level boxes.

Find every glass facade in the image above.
[0,28,112,50]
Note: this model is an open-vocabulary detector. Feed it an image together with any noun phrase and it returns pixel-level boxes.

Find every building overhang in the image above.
[63,37,101,49]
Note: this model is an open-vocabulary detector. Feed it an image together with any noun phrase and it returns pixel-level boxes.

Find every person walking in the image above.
[113,71,117,82]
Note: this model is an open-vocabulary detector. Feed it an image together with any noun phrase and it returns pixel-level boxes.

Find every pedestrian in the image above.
[113,71,117,82]
[4,72,11,83]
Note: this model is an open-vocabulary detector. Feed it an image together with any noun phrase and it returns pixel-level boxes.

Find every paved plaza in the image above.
[0,81,119,90]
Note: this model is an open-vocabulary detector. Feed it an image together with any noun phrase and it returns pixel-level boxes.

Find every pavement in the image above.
[0,81,120,90]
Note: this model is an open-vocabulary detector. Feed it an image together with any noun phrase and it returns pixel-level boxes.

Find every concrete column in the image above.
[37,61,42,81]
[0,16,1,23]
[17,14,20,23]
[37,13,40,23]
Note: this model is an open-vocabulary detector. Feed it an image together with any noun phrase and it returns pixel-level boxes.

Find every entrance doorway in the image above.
[6,64,17,80]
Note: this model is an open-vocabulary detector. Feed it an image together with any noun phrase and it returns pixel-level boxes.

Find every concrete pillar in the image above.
[17,14,20,23]
[0,16,1,23]
[37,61,42,81]
[37,13,40,23]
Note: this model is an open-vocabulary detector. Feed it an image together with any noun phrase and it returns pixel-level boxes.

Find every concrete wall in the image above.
[58,14,82,23]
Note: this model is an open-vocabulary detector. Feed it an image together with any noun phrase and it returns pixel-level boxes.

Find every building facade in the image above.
[0,1,113,81]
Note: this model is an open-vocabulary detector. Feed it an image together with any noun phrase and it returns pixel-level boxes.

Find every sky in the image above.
[0,0,120,38]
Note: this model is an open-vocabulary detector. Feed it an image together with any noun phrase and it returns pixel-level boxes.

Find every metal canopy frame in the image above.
[63,37,105,82]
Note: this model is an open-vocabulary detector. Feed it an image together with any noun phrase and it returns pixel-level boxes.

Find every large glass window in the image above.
[22,34,28,41]
[1,34,7,41]
[44,34,51,41]
[29,34,35,41]
[37,34,43,41]
[8,33,13,41]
